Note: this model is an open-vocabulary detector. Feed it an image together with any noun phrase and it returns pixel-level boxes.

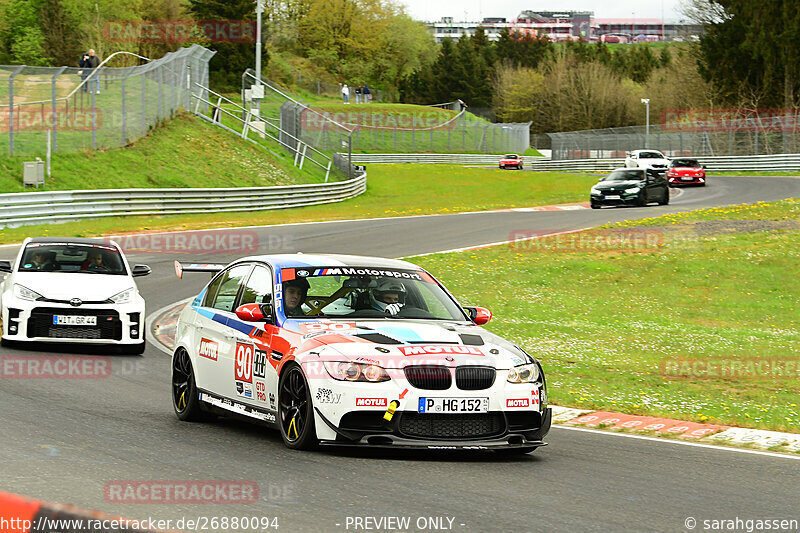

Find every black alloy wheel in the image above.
[172,348,205,421]
[278,364,317,449]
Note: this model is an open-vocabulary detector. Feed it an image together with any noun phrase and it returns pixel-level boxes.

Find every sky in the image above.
[399,0,688,23]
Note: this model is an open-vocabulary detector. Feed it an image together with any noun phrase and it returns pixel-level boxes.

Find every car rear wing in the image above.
[174,260,225,279]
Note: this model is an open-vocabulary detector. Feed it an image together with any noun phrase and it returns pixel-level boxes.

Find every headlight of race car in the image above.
[13,284,43,301]
[109,288,135,304]
[507,363,541,384]
[624,187,641,194]
[323,361,391,382]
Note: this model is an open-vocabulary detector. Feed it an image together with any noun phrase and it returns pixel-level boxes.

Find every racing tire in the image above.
[637,191,647,207]
[590,201,601,209]
[658,189,670,205]
[517,164,523,170]
[172,347,206,422]
[0,337,11,348]
[278,364,318,450]
[499,165,505,169]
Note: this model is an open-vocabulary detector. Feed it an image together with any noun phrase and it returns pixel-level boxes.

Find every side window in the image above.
[209,264,252,312]
[240,265,273,306]
[203,273,225,307]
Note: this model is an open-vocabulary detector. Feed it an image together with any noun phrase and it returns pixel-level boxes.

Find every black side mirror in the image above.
[0,260,11,273]
[132,264,151,277]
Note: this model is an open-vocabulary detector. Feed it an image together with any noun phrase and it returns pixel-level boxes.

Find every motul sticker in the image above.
[398,345,485,356]
[198,338,219,361]
[356,398,387,407]
[506,398,529,408]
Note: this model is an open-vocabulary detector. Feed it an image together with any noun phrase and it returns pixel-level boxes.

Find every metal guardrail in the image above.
[0,173,367,228]
[349,153,800,172]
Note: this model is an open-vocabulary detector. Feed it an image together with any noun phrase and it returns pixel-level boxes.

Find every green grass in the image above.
[0,165,595,243]
[0,113,332,192]
[408,199,800,433]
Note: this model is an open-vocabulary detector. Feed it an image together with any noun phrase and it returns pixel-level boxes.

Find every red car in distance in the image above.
[499,154,523,170]
[667,158,707,186]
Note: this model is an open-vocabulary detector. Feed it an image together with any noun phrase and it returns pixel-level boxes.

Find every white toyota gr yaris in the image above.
[0,237,150,354]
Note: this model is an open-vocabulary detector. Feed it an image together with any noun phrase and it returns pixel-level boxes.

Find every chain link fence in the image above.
[0,45,214,157]
[548,119,800,160]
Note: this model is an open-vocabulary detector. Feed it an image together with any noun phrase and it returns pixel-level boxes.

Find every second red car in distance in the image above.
[667,157,707,186]
[499,154,523,170]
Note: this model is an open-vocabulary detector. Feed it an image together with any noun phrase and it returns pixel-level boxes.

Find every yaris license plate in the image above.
[418,397,489,414]
[53,315,97,326]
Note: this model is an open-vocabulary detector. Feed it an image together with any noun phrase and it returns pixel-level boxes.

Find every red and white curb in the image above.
[550,406,800,453]
[0,490,175,532]
[511,204,590,212]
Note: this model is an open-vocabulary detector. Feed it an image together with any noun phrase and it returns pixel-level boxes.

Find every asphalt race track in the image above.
[1,176,799,532]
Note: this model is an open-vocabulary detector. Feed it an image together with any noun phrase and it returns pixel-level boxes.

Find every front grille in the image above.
[404,365,451,390]
[399,412,505,439]
[28,307,121,340]
[455,366,496,390]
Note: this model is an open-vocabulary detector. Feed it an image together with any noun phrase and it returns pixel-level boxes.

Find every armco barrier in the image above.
[0,173,366,228]
[0,490,175,532]
[348,153,800,172]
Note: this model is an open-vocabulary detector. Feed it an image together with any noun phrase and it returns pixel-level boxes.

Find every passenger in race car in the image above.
[369,279,406,316]
[28,251,56,271]
[81,250,107,271]
[283,277,310,317]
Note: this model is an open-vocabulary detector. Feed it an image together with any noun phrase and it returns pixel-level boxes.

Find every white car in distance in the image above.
[625,149,670,173]
[0,237,150,354]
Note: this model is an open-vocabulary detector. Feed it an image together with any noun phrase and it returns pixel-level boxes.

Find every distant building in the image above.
[425,11,703,43]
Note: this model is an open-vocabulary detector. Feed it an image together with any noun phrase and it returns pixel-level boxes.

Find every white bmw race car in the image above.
[0,237,150,354]
[171,254,552,453]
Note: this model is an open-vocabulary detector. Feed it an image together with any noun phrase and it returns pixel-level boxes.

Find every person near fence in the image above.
[363,84,371,103]
[79,53,90,92]
[86,49,101,94]
[355,85,362,104]
[341,84,350,104]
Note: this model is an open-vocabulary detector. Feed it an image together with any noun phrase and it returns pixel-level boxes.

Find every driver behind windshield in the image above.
[283,278,309,317]
[369,279,406,316]
[81,250,106,271]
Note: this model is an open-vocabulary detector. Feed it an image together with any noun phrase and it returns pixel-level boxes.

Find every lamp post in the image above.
[254,0,264,115]
[641,98,650,148]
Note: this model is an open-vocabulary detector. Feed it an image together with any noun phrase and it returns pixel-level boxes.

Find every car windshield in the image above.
[603,169,645,181]
[280,266,468,321]
[18,243,127,275]
[638,152,663,159]
[671,159,699,167]
[504,154,519,159]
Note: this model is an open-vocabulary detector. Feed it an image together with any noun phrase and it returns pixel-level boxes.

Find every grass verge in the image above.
[408,198,800,433]
[0,113,330,192]
[0,165,596,244]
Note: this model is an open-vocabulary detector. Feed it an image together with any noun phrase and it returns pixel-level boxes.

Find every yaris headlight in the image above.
[507,363,541,383]
[109,288,135,304]
[323,361,390,382]
[13,284,43,301]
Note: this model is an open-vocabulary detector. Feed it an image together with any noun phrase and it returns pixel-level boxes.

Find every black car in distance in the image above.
[590,168,670,209]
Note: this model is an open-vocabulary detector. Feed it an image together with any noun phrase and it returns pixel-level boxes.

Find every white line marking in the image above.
[411,227,596,256]
[552,425,800,461]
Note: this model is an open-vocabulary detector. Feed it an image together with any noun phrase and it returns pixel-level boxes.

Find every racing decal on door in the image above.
[198,338,219,361]
[235,342,254,383]
[253,348,268,379]
[398,345,485,356]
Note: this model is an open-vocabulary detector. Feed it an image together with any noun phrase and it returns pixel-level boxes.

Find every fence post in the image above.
[51,66,66,153]
[141,71,147,137]
[158,64,164,121]
[8,66,24,156]
[91,83,97,150]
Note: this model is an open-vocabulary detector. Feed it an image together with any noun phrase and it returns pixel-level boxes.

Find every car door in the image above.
[231,264,279,413]
[192,263,253,397]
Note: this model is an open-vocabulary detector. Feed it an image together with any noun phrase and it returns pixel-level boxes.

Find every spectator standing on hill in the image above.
[86,49,101,94]
[355,85,362,104]
[78,52,90,92]
[342,83,350,104]
[363,84,371,103]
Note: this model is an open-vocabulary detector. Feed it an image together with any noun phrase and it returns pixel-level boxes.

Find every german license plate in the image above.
[681,177,693,181]
[53,315,97,326]
[604,195,621,200]
[418,397,489,414]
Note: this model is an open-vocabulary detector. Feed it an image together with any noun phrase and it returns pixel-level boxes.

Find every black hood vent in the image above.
[458,334,484,346]
[356,333,402,345]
